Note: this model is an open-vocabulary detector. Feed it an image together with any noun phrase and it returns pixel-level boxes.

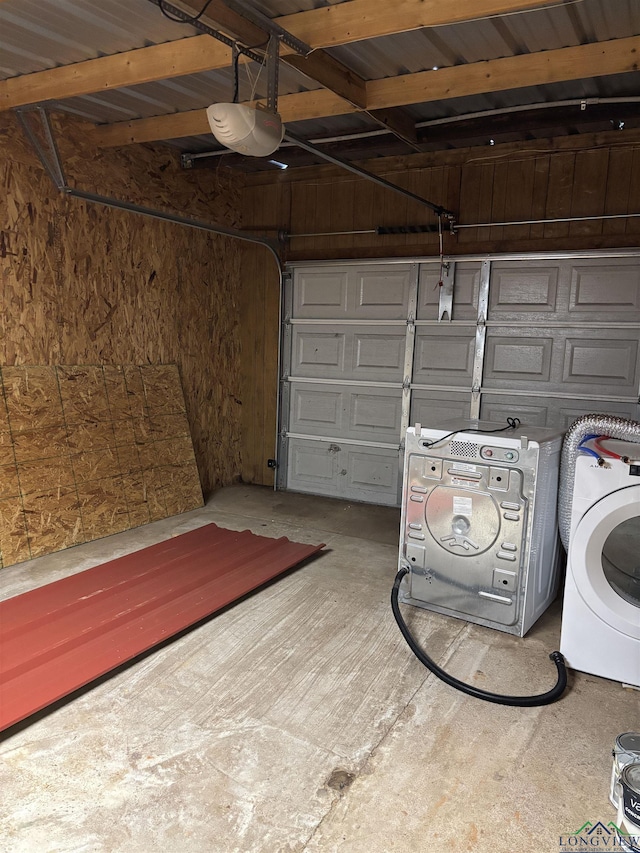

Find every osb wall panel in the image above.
[0,363,203,568]
[0,112,243,499]
[239,130,640,484]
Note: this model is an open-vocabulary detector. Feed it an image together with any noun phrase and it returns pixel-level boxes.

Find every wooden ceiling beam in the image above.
[0,35,230,111]
[90,36,640,147]
[277,0,569,50]
[366,35,640,109]
[368,107,418,145]
[87,89,356,147]
[0,0,572,112]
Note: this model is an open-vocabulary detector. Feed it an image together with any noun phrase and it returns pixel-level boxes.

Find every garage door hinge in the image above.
[402,376,411,390]
[407,315,415,327]
[472,382,481,397]
[477,313,486,328]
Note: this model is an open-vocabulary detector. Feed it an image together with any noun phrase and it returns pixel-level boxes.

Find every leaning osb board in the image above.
[0,364,203,568]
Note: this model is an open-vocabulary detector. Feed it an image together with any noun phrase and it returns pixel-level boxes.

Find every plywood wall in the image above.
[1,112,244,498]
[239,129,640,484]
[0,363,202,568]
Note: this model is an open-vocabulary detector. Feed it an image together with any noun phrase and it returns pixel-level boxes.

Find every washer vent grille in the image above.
[450,441,479,458]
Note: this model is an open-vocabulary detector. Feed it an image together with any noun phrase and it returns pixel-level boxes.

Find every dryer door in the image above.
[569,485,640,640]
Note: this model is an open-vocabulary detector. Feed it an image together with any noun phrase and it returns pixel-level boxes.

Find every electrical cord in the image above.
[391,567,568,706]
[158,0,216,24]
[421,417,521,450]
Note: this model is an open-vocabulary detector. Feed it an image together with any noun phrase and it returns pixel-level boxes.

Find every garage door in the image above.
[278,253,640,505]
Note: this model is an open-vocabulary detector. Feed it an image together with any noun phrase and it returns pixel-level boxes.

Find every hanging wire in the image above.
[157,0,216,24]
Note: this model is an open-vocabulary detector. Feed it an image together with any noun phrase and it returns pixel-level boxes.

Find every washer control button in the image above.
[503,512,520,521]
[500,542,517,552]
[500,501,521,511]
[410,495,424,503]
[497,550,517,561]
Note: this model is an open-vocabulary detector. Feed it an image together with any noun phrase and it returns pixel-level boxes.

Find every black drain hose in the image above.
[391,567,568,707]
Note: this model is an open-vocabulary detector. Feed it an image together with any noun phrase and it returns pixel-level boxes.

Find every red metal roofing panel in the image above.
[0,524,325,732]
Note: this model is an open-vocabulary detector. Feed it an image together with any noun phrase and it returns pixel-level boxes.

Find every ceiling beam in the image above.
[90,35,640,147]
[366,36,640,109]
[277,0,569,50]
[0,0,569,112]
[0,35,230,111]
[86,89,355,147]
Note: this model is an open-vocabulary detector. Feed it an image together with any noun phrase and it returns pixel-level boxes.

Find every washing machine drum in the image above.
[602,517,640,606]
[569,486,640,640]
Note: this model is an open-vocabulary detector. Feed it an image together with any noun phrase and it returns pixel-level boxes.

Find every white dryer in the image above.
[560,440,640,687]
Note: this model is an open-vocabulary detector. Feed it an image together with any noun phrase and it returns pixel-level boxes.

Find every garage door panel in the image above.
[291,326,405,381]
[418,263,481,320]
[293,265,413,319]
[354,332,406,379]
[481,397,640,429]
[345,448,399,504]
[569,260,640,319]
[350,391,402,439]
[479,396,551,427]
[556,400,640,429]
[563,337,639,389]
[290,385,345,434]
[294,329,346,376]
[485,328,640,396]
[489,263,559,318]
[410,390,470,427]
[288,440,338,489]
[289,384,402,442]
[286,439,399,504]
[354,266,413,319]
[484,334,553,384]
[413,330,475,385]
[294,269,349,318]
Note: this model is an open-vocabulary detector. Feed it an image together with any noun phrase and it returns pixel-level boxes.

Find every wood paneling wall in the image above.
[239,129,640,484]
[1,112,244,499]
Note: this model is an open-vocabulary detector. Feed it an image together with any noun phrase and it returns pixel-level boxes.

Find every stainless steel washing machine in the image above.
[398,420,564,636]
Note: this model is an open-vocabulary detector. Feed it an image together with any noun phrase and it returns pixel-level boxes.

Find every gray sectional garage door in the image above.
[278,253,640,505]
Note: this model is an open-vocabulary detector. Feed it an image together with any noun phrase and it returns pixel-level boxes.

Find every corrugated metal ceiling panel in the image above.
[327,0,640,79]
[0,0,196,77]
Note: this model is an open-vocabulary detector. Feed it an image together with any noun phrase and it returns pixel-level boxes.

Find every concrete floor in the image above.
[0,484,638,853]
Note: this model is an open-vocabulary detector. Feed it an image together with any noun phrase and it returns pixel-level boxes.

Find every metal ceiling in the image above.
[1,0,639,168]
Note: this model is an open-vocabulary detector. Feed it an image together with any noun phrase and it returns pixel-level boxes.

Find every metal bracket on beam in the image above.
[147,0,266,64]
[223,0,312,55]
[265,34,280,115]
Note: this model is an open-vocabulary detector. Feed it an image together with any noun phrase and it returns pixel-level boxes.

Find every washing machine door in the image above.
[569,485,640,640]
